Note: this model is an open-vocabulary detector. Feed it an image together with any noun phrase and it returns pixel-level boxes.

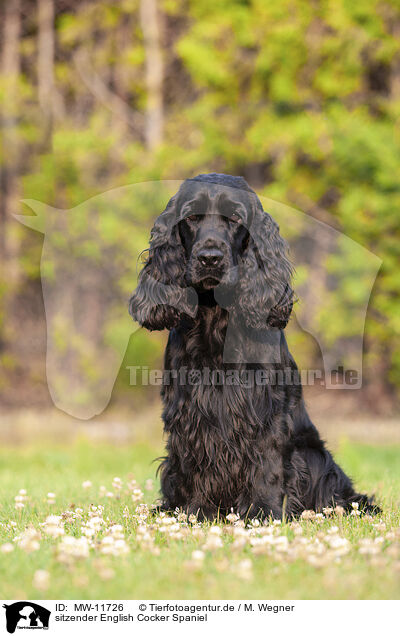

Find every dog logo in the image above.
[16,181,381,418]
[3,602,51,633]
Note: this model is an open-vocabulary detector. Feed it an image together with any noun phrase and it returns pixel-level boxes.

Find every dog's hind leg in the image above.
[288,443,381,515]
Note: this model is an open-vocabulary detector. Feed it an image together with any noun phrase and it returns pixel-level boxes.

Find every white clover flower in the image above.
[132,488,143,502]
[184,559,202,571]
[113,539,129,555]
[57,536,90,562]
[184,549,206,571]
[17,527,41,553]
[291,523,303,536]
[33,570,50,591]
[0,543,14,553]
[327,535,350,556]
[235,558,253,580]
[327,525,339,535]
[301,510,316,520]
[274,535,289,550]
[135,524,160,554]
[156,515,175,526]
[82,480,92,489]
[98,567,115,580]
[145,479,154,491]
[136,524,150,536]
[307,554,328,568]
[372,522,386,531]
[101,536,114,546]
[191,526,204,539]
[43,515,64,537]
[14,492,27,510]
[87,516,104,532]
[231,537,247,552]
[203,534,223,551]
[110,524,124,533]
[233,525,248,537]
[208,525,222,536]
[157,517,183,539]
[359,538,384,556]
[99,534,129,556]
[61,510,74,523]
[192,550,205,562]
[135,503,150,522]
[109,525,124,540]
[311,543,325,555]
[15,489,28,508]
[251,535,274,555]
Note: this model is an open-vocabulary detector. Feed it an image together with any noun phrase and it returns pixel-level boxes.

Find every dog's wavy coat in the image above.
[130,174,378,519]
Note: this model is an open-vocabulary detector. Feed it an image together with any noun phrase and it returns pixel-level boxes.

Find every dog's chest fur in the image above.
[161,306,275,505]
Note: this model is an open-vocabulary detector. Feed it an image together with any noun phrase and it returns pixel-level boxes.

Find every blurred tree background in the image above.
[0,0,399,415]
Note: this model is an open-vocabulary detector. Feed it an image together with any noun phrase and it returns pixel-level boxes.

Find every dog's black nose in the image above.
[198,248,224,268]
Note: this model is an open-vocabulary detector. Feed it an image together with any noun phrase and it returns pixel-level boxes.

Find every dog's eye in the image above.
[186,214,200,222]
[230,212,242,223]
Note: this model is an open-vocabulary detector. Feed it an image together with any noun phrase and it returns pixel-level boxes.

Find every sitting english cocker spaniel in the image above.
[129,173,379,520]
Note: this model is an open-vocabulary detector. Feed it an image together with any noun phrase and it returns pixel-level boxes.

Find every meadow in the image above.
[0,436,399,600]
[1,0,400,606]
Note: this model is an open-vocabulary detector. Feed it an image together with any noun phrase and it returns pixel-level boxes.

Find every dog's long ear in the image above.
[237,202,293,330]
[129,196,197,331]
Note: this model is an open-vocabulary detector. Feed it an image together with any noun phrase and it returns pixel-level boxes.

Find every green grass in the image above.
[0,438,399,600]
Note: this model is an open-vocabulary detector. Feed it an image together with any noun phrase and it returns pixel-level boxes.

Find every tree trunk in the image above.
[140,0,164,150]
[38,0,54,144]
[0,0,21,265]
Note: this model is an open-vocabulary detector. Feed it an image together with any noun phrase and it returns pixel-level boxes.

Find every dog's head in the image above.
[129,173,293,330]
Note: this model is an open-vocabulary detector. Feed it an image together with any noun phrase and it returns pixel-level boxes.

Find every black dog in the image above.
[129,173,379,520]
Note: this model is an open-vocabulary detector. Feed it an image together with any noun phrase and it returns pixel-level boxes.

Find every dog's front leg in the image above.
[158,454,189,512]
[247,449,286,520]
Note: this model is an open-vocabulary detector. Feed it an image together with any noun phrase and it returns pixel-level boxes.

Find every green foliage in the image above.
[1,0,400,403]
[0,439,399,599]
